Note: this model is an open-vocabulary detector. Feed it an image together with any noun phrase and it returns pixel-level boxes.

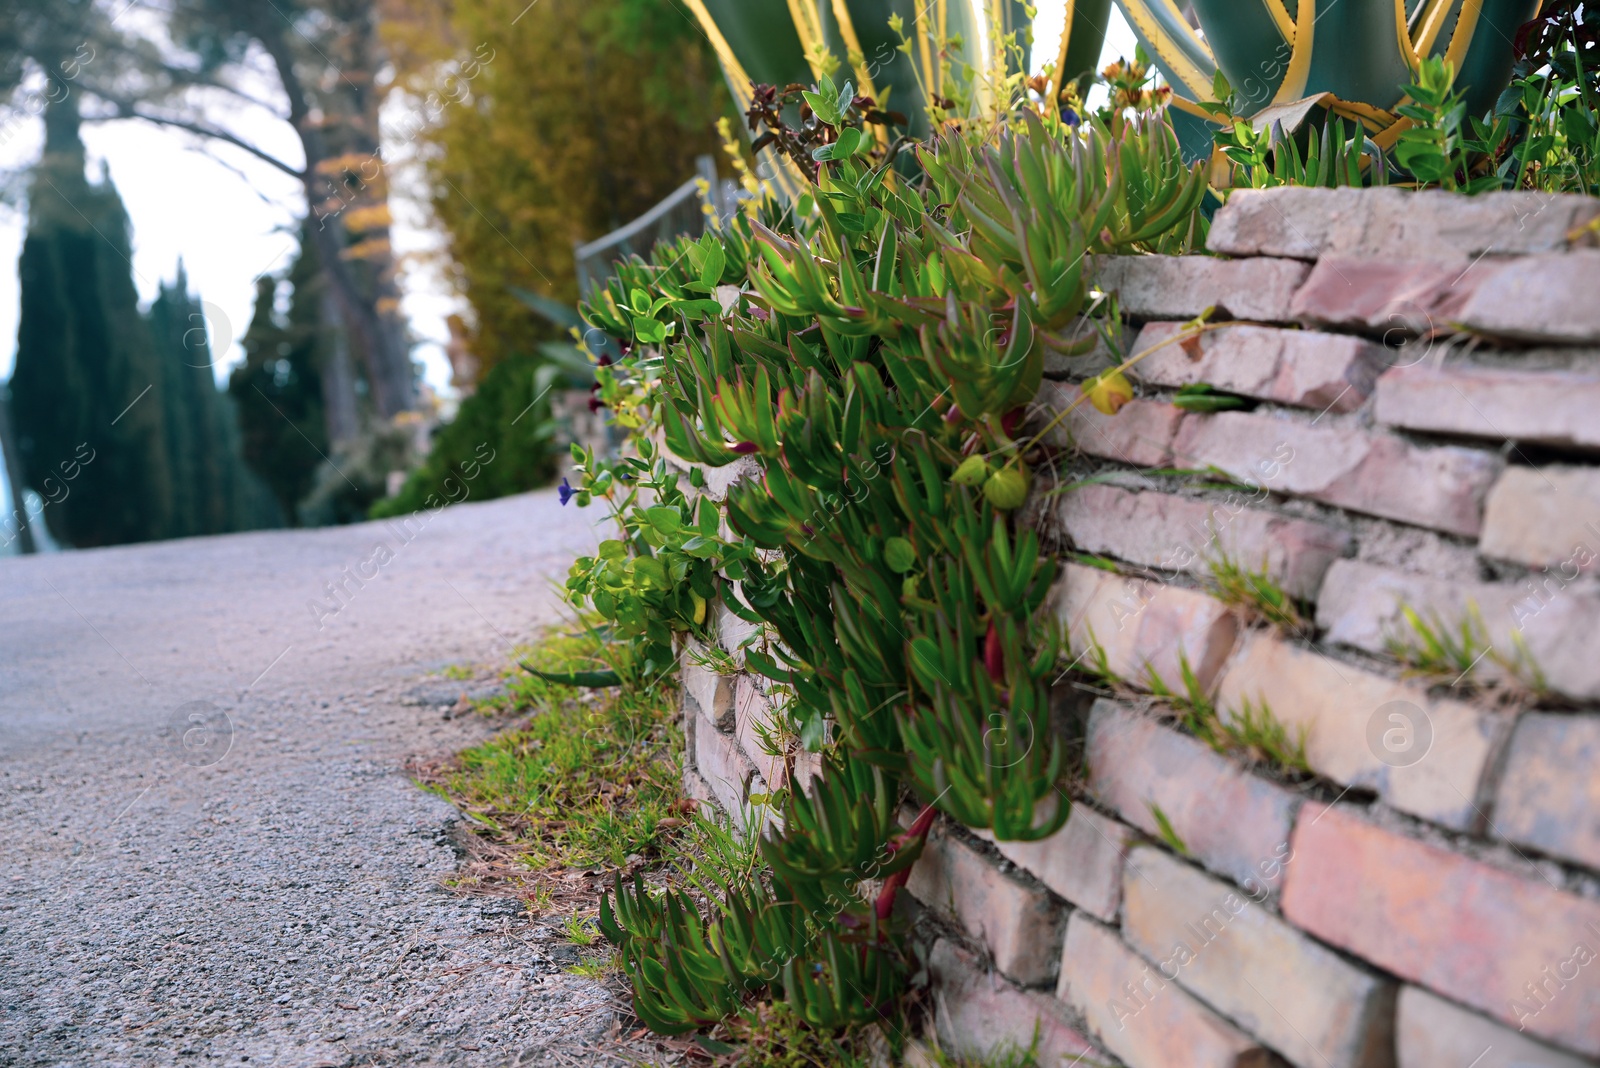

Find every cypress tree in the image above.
[10,93,174,547]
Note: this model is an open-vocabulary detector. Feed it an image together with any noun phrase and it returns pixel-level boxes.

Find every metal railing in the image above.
[573,155,740,296]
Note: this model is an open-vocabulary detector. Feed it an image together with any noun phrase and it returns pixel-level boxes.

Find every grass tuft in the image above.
[1206,550,1304,633]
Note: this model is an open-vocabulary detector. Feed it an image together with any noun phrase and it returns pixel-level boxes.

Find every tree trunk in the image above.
[0,385,37,554]
[319,288,360,445]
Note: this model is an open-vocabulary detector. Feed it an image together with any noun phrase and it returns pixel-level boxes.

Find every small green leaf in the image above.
[644,506,683,535]
[883,536,917,573]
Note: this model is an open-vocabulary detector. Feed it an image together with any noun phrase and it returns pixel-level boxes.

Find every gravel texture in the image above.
[0,488,633,1067]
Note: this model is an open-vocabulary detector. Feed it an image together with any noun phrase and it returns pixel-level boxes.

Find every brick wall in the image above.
[677,188,1600,1067]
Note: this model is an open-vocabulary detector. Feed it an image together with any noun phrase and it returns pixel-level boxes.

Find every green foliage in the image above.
[369,354,561,520]
[1395,58,1511,193]
[1386,601,1547,693]
[565,97,1215,1038]
[1146,654,1307,774]
[424,629,687,874]
[1206,550,1304,633]
[1147,802,1190,856]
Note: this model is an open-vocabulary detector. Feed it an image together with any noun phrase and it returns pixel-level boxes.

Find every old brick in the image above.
[733,673,785,788]
[792,750,823,796]
[1097,254,1309,322]
[1208,187,1599,261]
[1480,466,1600,570]
[906,821,1065,987]
[1057,913,1281,1068]
[981,803,1136,923]
[1058,483,1350,600]
[1397,985,1592,1068]
[1288,257,1469,336]
[928,939,1098,1063]
[715,602,762,660]
[1131,321,1385,413]
[693,711,766,829]
[1122,846,1396,1068]
[1035,381,1186,466]
[1315,558,1600,702]
[1087,700,1299,893]
[1172,411,1502,537]
[683,640,735,730]
[1374,363,1600,449]
[1458,252,1600,345]
[1495,713,1600,871]
[1050,562,1239,692]
[1215,633,1507,831]
[1282,804,1600,1056]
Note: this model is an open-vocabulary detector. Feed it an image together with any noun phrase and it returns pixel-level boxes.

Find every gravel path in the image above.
[0,488,630,1068]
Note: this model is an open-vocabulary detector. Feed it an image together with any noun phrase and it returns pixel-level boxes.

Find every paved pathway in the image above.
[0,489,618,1067]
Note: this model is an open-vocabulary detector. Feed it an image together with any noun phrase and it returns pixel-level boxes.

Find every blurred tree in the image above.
[381,0,729,375]
[10,95,174,547]
[228,249,333,524]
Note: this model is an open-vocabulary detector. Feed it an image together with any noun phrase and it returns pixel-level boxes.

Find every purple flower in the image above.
[558,477,576,506]
[1063,106,1081,127]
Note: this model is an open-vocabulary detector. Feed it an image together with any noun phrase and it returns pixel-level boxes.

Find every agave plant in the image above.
[680,0,1112,146]
[1119,0,1544,154]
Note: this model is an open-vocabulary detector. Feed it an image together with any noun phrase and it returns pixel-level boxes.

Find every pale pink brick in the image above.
[792,750,823,796]
[1397,985,1593,1068]
[1122,846,1396,1068]
[1058,483,1350,600]
[1480,466,1600,570]
[1374,364,1600,449]
[733,673,785,788]
[1283,804,1600,1056]
[1172,411,1503,537]
[1096,254,1310,321]
[1315,558,1600,702]
[978,803,1136,923]
[1495,713,1600,871]
[928,939,1098,1063]
[1208,187,1599,261]
[693,711,766,830]
[1458,252,1600,344]
[1087,700,1298,894]
[1049,562,1239,692]
[1215,633,1507,831]
[1035,381,1186,466]
[1131,321,1385,413]
[906,821,1065,987]
[715,602,761,660]
[1057,913,1279,1068]
[1289,257,1469,336]
[683,639,734,730]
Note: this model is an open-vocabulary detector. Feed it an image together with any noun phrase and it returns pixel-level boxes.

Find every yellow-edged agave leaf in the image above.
[1114,0,1540,156]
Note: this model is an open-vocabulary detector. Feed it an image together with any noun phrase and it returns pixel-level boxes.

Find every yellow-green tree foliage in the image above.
[386,0,728,377]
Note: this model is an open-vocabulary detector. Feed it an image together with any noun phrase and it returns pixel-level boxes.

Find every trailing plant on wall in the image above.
[560,73,1208,1042]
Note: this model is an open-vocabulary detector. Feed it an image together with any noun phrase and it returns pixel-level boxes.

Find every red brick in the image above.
[1315,558,1600,702]
[1495,713,1600,871]
[1096,254,1310,321]
[1050,563,1239,692]
[1208,187,1598,261]
[1058,483,1350,600]
[979,803,1136,923]
[927,939,1098,1063]
[906,821,1065,987]
[1131,321,1385,413]
[683,639,735,730]
[1397,985,1593,1068]
[1374,363,1600,449]
[1215,633,1507,831]
[1035,381,1186,466]
[1480,466,1600,571]
[1057,913,1280,1068]
[1458,252,1600,344]
[1289,257,1469,336]
[1282,803,1600,1055]
[1087,700,1298,894]
[1172,411,1503,537]
[1122,846,1396,1068]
